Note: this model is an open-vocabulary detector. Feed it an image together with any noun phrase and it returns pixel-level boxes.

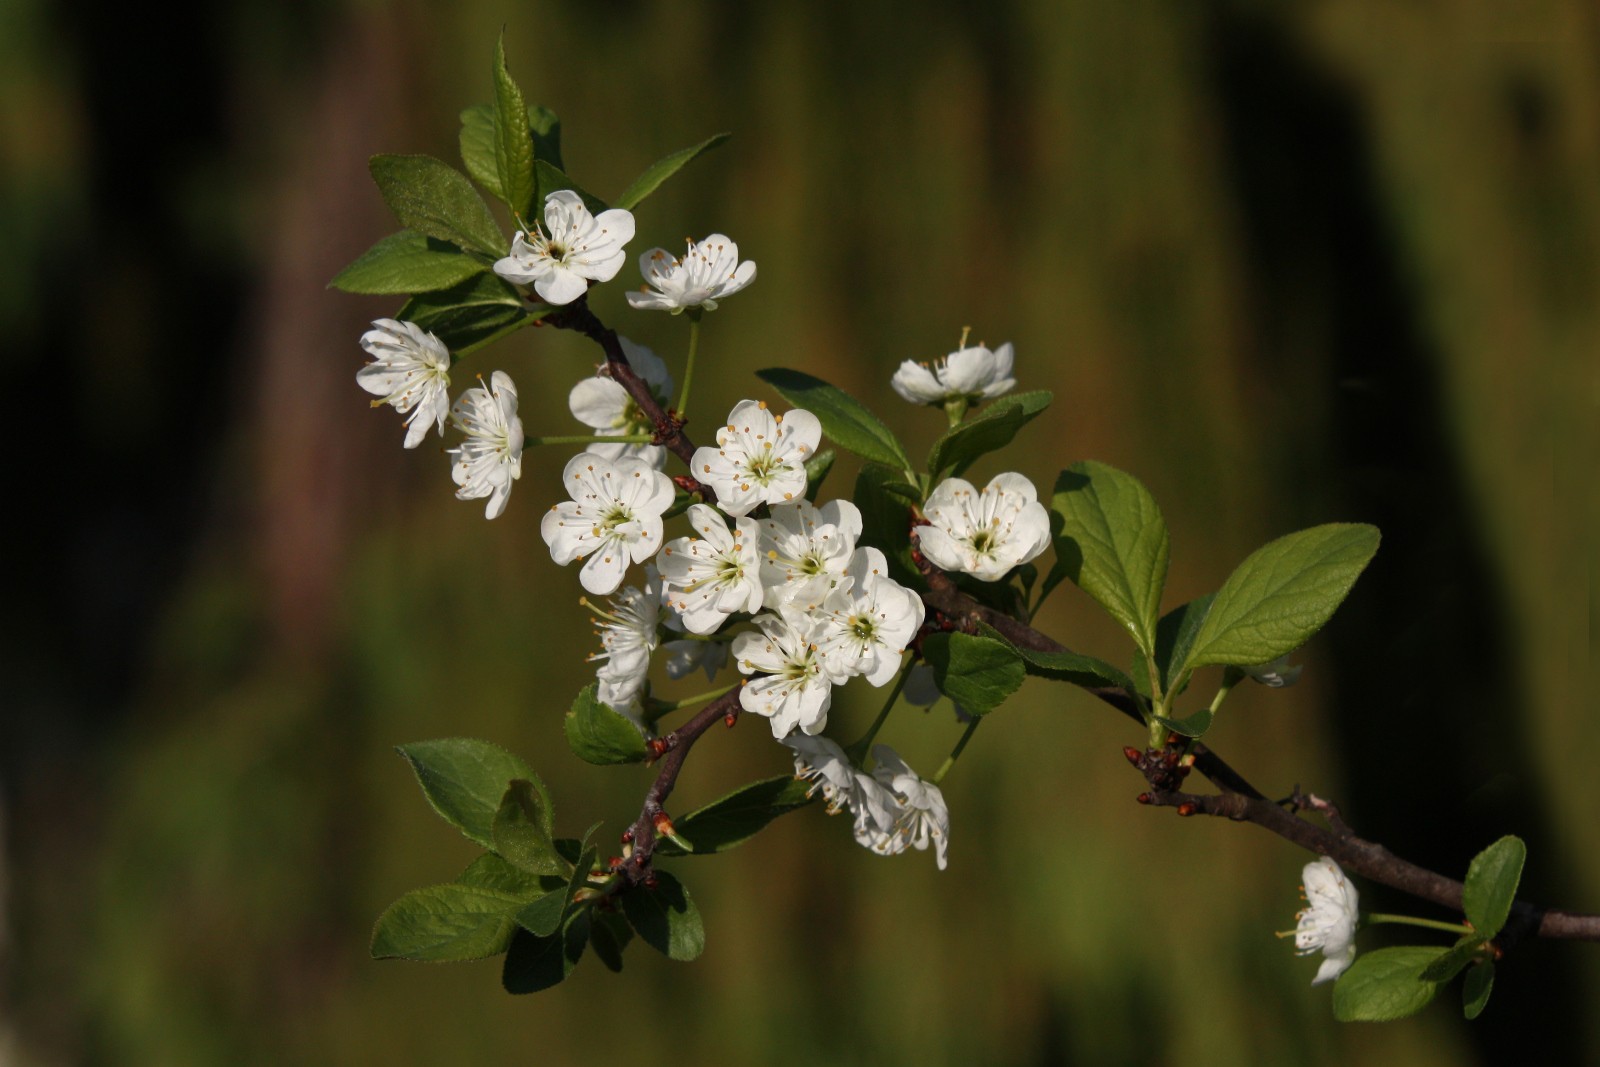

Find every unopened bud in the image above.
[1123,746,1142,766]
[652,812,675,836]
[647,738,669,758]
[724,712,738,728]
[1177,802,1199,817]
[620,829,634,844]
[1136,792,1153,805]
[607,856,624,871]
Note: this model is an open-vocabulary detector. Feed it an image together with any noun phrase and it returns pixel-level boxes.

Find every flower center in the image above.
[848,614,877,642]
[599,503,634,532]
[970,529,996,555]
[743,449,786,483]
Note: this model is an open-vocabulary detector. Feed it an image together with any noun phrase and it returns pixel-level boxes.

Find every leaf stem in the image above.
[931,716,981,785]
[1364,913,1475,936]
[645,680,740,725]
[528,433,653,446]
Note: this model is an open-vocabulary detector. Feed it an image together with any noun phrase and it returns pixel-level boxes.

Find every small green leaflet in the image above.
[491,34,537,222]
[614,132,732,211]
[460,103,565,204]
[396,738,550,849]
[926,390,1052,478]
[368,154,506,258]
[395,272,534,356]
[1050,461,1170,657]
[501,915,589,993]
[329,230,489,295]
[1462,962,1495,1020]
[757,368,912,472]
[370,883,525,962]
[620,869,704,961]
[921,631,1026,716]
[657,774,817,856]
[565,684,650,765]
[1462,835,1526,941]
[491,779,568,878]
[1332,946,1448,1022]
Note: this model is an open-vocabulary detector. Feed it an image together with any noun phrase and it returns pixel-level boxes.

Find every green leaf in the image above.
[1418,937,1484,983]
[658,775,817,856]
[1183,524,1380,671]
[1051,462,1170,656]
[534,160,608,217]
[614,132,732,211]
[501,914,589,994]
[368,154,506,258]
[1462,962,1495,1020]
[1332,946,1448,1022]
[757,368,912,472]
[804,449,837,503]
[396,738,548,849]
[565,684,650,765]
[1154,594,1214,694]
[974,624,1137,692]
[921,631,1026,716]
[395,272,534,355]
[457,853,558,898]
[620,869,704,961]
[491,34,536,222]
[461,103,564,202]
[854,464,921,589]
[492,780,567,877]
[926,390,1052,478]
[589,910,632,973]
[329,230,489,295]
[370,884,524,962]
[1153,707,1212,739]
[514,890,568,938]
[1463,835,1526,940]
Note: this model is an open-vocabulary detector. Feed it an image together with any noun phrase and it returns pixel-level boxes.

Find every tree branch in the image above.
[557,302,1600,945]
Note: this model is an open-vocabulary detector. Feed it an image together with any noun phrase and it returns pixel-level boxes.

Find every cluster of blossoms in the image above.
[357,190,756,518]
[355,189,1065,871]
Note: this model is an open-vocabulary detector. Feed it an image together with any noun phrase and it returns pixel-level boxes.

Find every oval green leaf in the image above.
[757,368,912,472]
[926,390,1052,478]
[1332,946,1448,1022]
[396,738,548,849]
[491,34,536,221]
[1462,961,1495,1020]
[922,631,1026,716]
[1462,835,1526,940]
[619,869,703,961]
[492,779,567,877]
[329,230,488,295]
[368,153,506,258]
[370,883,524,962]
[657,774,817,857]
[1050,461,1170,656]
[565,684,650,765]
[614,132,732,211]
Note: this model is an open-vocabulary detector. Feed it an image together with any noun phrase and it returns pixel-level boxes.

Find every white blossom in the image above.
[692,399,822,518]
[626,234,756,313]
[567,338,673,470]
[814,548,925,686]
[663,635,729,682]
[541,451,675,595]
[756,498,862,608]
[732,607,834,738]
[1294,857,1360,985]
[587,568,663,709]
[357,319,452,448]
[1244,655,1304,688]
[658,504,764,635]
[783,735,894,833]
[853,745,950,870]
[917,472,1050,581]
[447,371,525,519]
[494,190,635,306]
[891,341,1015,406]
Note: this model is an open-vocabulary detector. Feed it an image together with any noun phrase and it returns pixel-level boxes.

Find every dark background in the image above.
[4,1,1597,1064]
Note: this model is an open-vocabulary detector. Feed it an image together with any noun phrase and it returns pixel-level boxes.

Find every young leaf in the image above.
[1051,462,1170,656]
[1462,835,1526,941]
[329,230,489,295]
[514,889,568,939]
[972,623,1137,693]
[395,272,535,355]
[1332,946,1448,1022]
[491,780,568,877]
[457,853,558,898]
[1153,594,1214,694]
[589,910,632,973]
[921,631,1026,716]
[1182,524,1380,672]
[613,132,732,211]
[565,684,650,765]
[396,738,549,849]
[527,105,563,170]
[804,449,837,503]
[501,914,589,994]
[1152,707,1212,739]
[491,34,536,221]
[370,884,525,962]
[534,160,608,217]
[757,368,912,472]
[926,390,1052,478]
[1462,962,1495,1020]
[1418,937,1484,983]
[368,154,506,258]
[462,103,564,201]
[657,775,817,856]
[619,869,704,961]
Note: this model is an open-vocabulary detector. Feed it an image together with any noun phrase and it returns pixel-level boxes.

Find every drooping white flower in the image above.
[493,190,635,306]
[567,338,673,470]
[814,548,925,686]
[587,568,663,709]
[657,504,764,635]
[891,341,1015,406]
[917,472,1051,582]
[1294,857,1360,985]
[756,498,863,608]
[783,735,894,831]
[854,745,950,870]
[1244,655,1304,688]
[541,451,675,595]
[357,319,452,448]
[626,234,756,313]
[447,371,525,519]
[692,400,822,518]
[732,607,835,738]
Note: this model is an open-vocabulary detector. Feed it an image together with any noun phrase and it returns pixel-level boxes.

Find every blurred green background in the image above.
[4,0,1597,1064]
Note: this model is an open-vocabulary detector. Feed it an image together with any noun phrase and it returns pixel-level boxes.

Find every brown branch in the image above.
[1143,788,1600,943]
[554,302,1600,944]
